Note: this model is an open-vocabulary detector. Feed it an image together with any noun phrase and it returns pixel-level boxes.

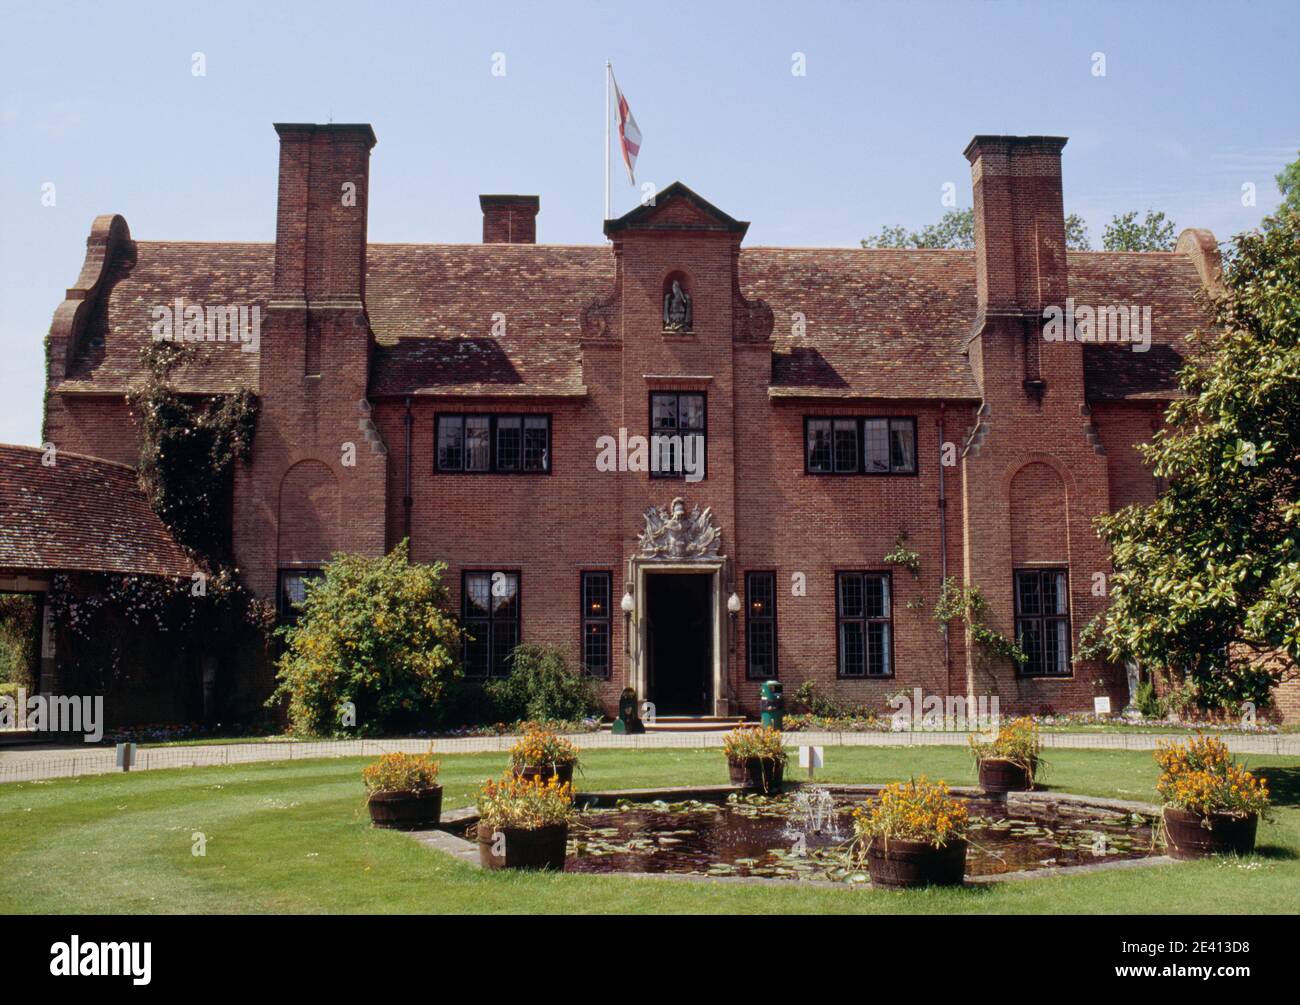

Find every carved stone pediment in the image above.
[637,496,722,560]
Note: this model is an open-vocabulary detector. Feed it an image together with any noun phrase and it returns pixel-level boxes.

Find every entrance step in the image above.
[641,716,749,733]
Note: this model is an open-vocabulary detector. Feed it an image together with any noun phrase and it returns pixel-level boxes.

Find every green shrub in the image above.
[1135,680,1164,719]
[484,644,600,723]
[0,595,37,689]
[268,541,460,736]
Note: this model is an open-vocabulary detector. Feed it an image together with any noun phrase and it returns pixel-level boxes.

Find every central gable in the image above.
[604,182,749,237]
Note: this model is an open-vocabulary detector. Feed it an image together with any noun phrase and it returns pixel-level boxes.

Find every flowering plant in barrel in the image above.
[853,776,969,888]
[722,725,788,793]
[969,716,1042,792]
[476,772,576,870]
[508,722,580,784]
[1155,736,1269,858]
[362,752,442,829]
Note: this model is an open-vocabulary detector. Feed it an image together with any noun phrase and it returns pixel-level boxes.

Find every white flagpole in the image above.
[604,61,611,222]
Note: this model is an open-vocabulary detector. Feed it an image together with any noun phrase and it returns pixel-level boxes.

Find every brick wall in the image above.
[38,126,1299,724]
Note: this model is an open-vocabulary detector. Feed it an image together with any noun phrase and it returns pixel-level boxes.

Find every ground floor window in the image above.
[581,571,612,678]
[1014,569,1071,676]
[836,572,892,677]
[745,571,777,679]
[277,569,323,624]
[462,570,520,677]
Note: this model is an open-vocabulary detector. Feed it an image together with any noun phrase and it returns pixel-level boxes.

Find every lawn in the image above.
[1,747,1297,914]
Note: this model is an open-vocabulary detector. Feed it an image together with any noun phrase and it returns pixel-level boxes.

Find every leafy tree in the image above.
[1102,210,1177,251]
[1274,150,1300,218]
[864,207,1091,250]
[1064,214,1092,252]
[1082,209,1300,710]
[269,541,461,736]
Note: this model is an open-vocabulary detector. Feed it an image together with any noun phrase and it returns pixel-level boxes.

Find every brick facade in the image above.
[39,122,1298,723]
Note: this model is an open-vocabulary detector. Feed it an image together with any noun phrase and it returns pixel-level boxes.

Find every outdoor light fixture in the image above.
[621,588,634,656]
[727,591,741,655]
[727,592,741,614]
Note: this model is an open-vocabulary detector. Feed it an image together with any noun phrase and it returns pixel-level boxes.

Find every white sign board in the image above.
[798,745,823,769]
[1093,696,1112,715]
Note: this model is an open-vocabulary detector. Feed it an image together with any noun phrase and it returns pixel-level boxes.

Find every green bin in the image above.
[759,680,784,729]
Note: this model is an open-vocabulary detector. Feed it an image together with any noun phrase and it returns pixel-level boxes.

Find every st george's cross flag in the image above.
[611,70,641,185]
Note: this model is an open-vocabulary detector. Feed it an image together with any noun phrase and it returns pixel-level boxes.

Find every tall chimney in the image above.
[964,135,1068,319]
[273,123,377,305]
[479,195,539,244]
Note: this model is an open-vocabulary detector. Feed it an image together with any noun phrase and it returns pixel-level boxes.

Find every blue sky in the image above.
[1,0,1296,446]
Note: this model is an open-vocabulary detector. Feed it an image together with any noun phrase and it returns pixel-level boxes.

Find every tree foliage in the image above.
[1276,150,1300,219]
[1083,210,1300,709]
[484,644,601,723]
[863,207,1091,250]
[1102,210,1178,252]
[270,541,461,736]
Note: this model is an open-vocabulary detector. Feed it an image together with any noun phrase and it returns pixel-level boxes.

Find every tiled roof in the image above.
[50,239,1212,402]
[0,445,195,577]
[1070,251,1211,401]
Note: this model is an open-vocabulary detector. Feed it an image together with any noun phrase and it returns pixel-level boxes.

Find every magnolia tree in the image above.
[1082,210,1300,710]
[270,541,461,735]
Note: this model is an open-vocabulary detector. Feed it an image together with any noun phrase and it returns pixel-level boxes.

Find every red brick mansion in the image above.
[39,123,1253,723]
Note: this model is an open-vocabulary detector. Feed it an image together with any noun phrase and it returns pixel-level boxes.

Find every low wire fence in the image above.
[1,728,1296,785]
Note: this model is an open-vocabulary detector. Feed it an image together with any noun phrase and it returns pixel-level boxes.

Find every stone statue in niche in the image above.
[663,279,693,332]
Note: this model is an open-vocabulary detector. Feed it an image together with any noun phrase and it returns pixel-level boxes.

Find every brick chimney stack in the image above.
[480,195,539,244]
[963,135,1069,319]
[273,123,377,305]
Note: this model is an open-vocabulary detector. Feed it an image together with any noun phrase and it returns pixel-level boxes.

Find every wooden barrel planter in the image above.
[477,822,570,871]
[512,763,575,786]
[367,787,443,829]
[865,837,968,889]
[978,757,1037,793]
[728,757,784,793]
[1163,807,1259,859]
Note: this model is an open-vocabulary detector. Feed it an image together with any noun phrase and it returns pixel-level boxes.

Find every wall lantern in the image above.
[621,588,635,655]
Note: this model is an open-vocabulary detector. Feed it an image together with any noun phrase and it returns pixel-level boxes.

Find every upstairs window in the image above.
[650,392,707,480]
[437,414,550,473]
[805,417,917,475]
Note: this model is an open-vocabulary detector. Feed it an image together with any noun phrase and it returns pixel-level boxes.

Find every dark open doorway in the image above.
[645,573,712,715]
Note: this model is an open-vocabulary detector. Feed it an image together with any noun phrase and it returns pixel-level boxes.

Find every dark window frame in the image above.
[580,570,613,679]
[803,416,918,476]
[277,568,324,623]
[834,571,895,679]
[1013,568,1072,678]
[461,568,522,679]
[744,570,778,681]
[648,390,707,481]
[434,413,553,475]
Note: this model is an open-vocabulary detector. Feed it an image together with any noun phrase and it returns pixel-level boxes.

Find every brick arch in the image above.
[1008,461,1068,565]
[277,460,340,566]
